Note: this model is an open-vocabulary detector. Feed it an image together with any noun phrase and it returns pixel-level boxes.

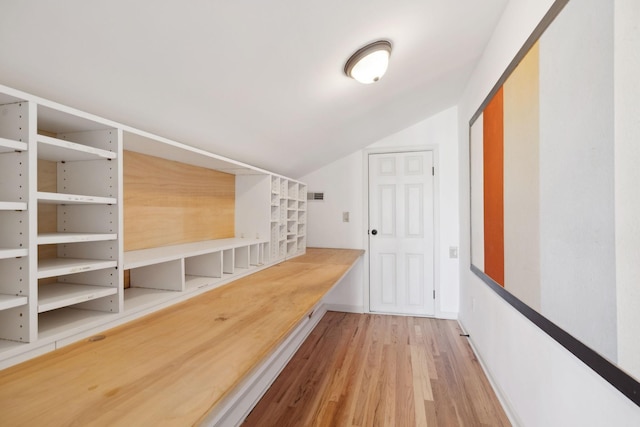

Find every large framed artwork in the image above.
[469,0,640,406]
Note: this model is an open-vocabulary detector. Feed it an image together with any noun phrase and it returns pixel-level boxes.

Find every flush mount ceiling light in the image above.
[344,40,392,84]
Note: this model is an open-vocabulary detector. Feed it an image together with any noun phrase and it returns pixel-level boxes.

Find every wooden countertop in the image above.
[0,248,364,426]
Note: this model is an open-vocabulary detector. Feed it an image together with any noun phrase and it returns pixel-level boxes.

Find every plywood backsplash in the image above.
[124,151,235,251]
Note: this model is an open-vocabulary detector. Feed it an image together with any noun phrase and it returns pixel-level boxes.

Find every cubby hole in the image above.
[185,251,223,291]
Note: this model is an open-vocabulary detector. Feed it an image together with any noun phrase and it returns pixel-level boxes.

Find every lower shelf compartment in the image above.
[123,287,177,313]
[38,283,118,313]
[0,294,28,311]
[38,307,118,341]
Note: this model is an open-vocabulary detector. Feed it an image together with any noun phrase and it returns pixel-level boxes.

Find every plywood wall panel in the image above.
[124,151,235,251]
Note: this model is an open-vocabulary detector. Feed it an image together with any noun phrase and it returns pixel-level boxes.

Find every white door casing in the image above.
[368,151,435,316]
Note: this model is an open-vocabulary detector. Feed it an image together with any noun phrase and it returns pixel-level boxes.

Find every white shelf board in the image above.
[36,134,116,162]
[124,237,268,269]
[0,338,28,355]
[123,131,267,176]
[0,137,27,153]
[38,258,117,279]
[37,192,116,205]
[37,232,117,245]
[123,287,176,313]
[185,275,223,292]
[38,283,117,313]
[0,201,27,211]
[0,294,28,311]
[0,248,28,259]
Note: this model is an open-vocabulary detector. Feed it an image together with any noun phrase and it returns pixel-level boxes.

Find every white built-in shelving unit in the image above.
[268,175,307,262]
[0,83,307,368]
[0,93,33,348]
[34,104,122,343]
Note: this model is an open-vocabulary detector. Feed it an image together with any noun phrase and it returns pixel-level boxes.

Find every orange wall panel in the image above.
[483,87,505,286]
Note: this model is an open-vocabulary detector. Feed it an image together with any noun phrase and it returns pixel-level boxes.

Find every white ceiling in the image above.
[0,0,507,178]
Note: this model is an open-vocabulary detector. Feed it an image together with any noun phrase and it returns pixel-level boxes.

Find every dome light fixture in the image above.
[344,40,392,84]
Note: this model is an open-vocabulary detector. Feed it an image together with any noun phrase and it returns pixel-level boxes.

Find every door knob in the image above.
[371,229,378,235]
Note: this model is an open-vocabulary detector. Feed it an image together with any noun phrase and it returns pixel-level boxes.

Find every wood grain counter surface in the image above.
[0,248,364,426]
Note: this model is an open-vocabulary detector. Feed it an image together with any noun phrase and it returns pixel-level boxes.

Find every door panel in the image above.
[369,151,434,316]
[380,253,397,304]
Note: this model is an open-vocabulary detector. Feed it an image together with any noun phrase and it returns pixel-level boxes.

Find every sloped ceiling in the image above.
[0,0,507,177]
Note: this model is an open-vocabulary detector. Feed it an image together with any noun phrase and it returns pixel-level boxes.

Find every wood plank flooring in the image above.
[244,312,511,427]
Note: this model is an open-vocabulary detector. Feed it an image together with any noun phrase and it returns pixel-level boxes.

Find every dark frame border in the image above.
[468,0,640,408]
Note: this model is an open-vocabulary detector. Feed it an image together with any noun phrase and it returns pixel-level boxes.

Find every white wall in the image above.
[304,151,364,250]
[538,0,616,362]
[615,0,640,380]
[301,151,366,313]
[458,0,640,425]
[301,106,460,317]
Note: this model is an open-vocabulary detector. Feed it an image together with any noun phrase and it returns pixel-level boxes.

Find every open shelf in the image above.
[0,137,27,153]
[0,294,28,311]
[123,287,177,313]
[37,232,117,245]
[37,192,117,205]
[0,201,27,211]
[38,283,117,313]
[124,238,267,269]
[37,258,117,279]
[37,134,116,162]
[0,248,28,260]
[38,307,117,341]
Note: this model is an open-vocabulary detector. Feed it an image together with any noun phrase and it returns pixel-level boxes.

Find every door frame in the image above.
[362,145,441,317]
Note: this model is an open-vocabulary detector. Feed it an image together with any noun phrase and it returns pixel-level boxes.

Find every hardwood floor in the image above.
[244,311,510,427]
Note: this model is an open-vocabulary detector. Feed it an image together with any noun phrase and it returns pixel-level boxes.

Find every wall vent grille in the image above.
[307,192,324,201]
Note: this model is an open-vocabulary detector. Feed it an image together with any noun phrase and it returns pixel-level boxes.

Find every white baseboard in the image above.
[457,319,521,427]
[324,303,364,314]
[436,310,458,320]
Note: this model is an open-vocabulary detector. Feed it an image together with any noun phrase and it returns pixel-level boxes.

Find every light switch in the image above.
[343,212,350,222]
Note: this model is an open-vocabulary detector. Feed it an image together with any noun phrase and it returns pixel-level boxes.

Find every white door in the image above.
[368,151,435,316]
